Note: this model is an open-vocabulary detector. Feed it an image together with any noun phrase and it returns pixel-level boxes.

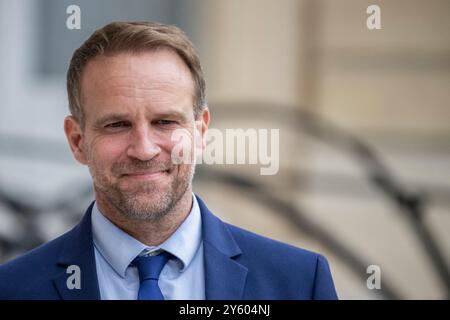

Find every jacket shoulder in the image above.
[226,222,320,262]
[225,223,338,299]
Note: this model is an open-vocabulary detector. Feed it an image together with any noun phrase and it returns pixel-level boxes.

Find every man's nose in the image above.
[126,126,162,161]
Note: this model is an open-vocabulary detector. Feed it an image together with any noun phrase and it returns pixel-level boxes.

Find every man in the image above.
[0,21,338,300]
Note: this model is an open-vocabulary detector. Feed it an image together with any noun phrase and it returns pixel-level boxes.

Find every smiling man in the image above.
[0,21,338,300]
[71,49,203,246]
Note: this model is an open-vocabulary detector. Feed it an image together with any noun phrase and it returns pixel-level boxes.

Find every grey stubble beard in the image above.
[92,161,196,223]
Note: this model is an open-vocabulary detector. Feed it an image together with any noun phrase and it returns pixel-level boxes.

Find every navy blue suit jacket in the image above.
[0,196,338,299]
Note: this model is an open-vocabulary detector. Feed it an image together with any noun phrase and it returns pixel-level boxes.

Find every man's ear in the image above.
[195,107,210,151]
[64,116,88,165]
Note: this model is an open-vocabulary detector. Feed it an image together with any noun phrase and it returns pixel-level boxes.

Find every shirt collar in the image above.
[91,193,202,278]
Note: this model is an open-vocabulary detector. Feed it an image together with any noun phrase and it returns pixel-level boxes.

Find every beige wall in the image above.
[202,0,303,107]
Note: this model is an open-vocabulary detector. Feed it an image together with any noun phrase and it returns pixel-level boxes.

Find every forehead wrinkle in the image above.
[102,71,193,99]
[106,83,192,105]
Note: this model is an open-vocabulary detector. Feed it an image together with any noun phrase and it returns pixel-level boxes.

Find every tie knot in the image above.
[133,251,171,282]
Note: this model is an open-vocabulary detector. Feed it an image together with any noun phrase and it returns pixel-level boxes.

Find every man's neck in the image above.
[94,191,193,246]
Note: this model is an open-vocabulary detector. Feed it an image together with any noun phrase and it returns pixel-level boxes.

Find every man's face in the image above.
[65,50,209,221]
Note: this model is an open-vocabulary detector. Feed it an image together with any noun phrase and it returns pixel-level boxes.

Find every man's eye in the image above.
[156,120,177,125]
[105,121,130,128]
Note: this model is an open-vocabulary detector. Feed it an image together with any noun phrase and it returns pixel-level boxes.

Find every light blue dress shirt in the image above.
[91,194,205,300]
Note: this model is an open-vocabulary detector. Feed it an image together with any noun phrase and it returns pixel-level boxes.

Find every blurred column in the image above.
[202,0,304,107]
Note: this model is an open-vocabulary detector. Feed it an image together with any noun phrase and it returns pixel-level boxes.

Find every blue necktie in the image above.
[133,251,171,300]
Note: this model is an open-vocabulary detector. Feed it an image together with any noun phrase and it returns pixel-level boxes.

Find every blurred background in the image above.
[0,0,449,299]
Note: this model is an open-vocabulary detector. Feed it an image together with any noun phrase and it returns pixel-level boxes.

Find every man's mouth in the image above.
[122,169,171,180]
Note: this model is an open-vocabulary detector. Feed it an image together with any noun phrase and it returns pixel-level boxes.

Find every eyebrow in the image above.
[93,110,191,128]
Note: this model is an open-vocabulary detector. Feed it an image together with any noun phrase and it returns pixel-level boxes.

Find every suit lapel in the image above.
[197,196,248,300]
[53,202,101,300]
[203,242,248,300]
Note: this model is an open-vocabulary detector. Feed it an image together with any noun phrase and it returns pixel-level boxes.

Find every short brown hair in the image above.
[67,21,206,127]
